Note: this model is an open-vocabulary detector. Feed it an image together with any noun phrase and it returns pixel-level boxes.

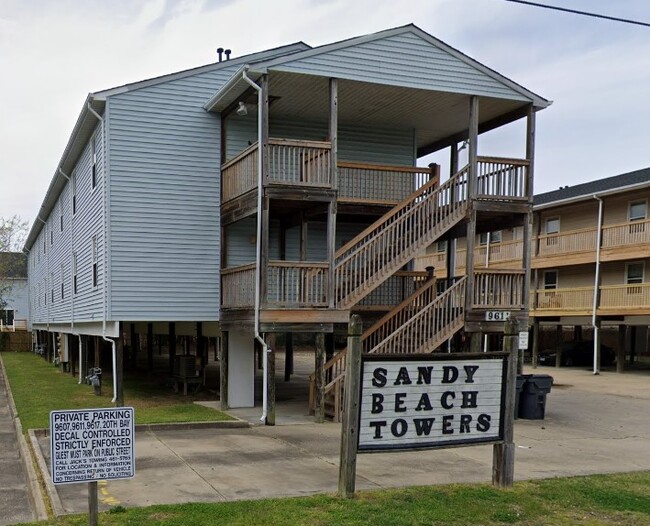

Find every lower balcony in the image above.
[531,283,650,316]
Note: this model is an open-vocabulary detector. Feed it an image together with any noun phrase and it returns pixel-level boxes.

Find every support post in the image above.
[94,336,100,369]
[556,324,563,368]
[532,319,540,370]
[338,315,362,498]
[493,317,518,488]
[147,323,153,372]
[522,104,535,325]
[266,344,276,426]
[168,322,176,376]
[617,324,626,373]
[328,78,338,307]
[470,332,482,353]
[315,333,326,423]
[115,335,124,407]
[130,323,137,370]
[464,96,479,338]
[593,318,601,375]
[88,481,98,526]
[284,332,293,382]
[220,331,229,410]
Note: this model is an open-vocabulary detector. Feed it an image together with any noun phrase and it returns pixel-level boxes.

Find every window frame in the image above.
[73,252,78,295]
[543,269,558,290]
[91,135,98,191]
[628,200,647,222]
[626,261,645,285]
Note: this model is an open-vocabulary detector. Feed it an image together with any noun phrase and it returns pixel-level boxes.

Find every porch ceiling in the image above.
[267,71,532,155]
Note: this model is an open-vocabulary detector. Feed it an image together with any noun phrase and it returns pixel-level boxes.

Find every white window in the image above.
[50,272,54,304]
[629,201,647,222]
[436,240,447,253]
[626,261,644,294]
[545,217,560,246]
[546,217,560,234]
[92,236,98,288]
[629,201,647,234]
[543,270,558,290]
[479,231,501,245]
[60,207,63,232]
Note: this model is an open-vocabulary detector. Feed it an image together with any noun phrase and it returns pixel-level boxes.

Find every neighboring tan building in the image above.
[417,167,650,371]
[26,24,549,419]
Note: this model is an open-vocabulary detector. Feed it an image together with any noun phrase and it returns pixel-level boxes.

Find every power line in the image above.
[504,0,650,28]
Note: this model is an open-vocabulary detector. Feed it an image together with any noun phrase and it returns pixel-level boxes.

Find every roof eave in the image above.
[24,95,104,251]
[534,180,650,210]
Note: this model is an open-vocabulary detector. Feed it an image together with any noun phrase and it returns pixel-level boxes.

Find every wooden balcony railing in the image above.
[475,239,523,266]
[602,219,650,248]
[267,139,332,187]
[267,261,329,308]
[531,287,594,311]
[337,162,435,203]
[531,283,650,314]
[473,269,525,309]
[222,143,259,202]
[537,227,597,257]
[221,263,256,308]
[476,157,529,200]
[599,283,650,309]
[221,139,331,202]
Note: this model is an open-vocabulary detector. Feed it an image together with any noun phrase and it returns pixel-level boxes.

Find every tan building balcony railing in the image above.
[530,282,650,315]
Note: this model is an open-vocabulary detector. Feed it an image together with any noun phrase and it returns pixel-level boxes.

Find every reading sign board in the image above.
[358,356,506,451]
[50,407,135,485]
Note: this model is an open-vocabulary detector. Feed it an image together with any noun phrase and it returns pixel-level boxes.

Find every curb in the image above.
[0,353,49,521]
[29,428,65,517]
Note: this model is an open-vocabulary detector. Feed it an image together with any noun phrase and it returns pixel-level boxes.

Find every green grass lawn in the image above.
[1,352,232,430]
[14,471,650,525]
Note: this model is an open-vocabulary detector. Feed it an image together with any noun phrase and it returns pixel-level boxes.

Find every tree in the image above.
[0,216,29,316]
[0,215,29,252]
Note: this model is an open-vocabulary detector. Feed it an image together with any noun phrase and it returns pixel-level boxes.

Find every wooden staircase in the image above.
[311,276,467,421]
[334,165,469,309]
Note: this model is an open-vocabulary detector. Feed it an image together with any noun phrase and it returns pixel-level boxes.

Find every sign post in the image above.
[50,407,135,525]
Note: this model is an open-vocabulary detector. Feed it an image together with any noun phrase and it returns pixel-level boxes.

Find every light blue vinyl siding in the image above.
[272,31,528,101]
[29,123,105,326]
[226,117,414,166]
[107,67,245,321]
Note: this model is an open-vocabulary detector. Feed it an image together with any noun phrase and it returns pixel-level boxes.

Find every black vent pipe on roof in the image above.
[225,49,231,60]
[217,47,224,62]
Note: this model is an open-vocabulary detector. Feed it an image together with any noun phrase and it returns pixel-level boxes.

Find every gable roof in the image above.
[534,167,650,208]
[248,24,550,108]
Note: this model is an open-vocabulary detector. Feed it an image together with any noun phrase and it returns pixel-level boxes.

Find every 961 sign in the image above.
[485,311,511,321]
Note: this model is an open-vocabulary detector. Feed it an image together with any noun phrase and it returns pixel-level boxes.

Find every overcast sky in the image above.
[1,0,649,226]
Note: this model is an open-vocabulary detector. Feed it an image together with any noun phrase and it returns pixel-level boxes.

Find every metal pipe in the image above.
[241,67,271,422]
[78,335,83,384]
[89,99,118,401]
[592,194,604,375]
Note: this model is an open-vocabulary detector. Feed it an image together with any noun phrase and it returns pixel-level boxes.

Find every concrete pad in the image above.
[30,366,650,516]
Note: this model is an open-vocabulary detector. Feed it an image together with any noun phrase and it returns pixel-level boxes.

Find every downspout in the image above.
[58,169,74,332]
[592,195,604,374]
[78,335,84,384]
[483,232,490,352]
[241,67,271,422]
[89,101,117,402]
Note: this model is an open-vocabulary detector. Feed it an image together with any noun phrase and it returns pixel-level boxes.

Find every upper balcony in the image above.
[221,138,437,208]
[416,217,650,276]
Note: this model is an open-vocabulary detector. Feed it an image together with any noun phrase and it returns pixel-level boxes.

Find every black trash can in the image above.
[519,374,553,420]
[514,375,529,420]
